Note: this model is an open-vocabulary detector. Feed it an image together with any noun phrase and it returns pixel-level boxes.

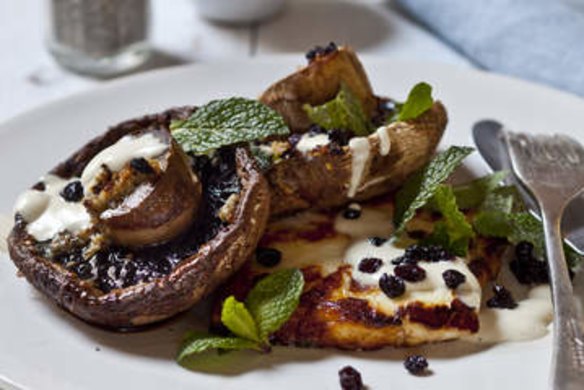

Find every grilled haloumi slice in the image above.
[213,196,506,349]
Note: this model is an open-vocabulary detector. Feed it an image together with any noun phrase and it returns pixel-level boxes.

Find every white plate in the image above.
[1,57,584,390]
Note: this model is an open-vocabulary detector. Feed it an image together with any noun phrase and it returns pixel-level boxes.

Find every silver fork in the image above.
[505,131,584,390]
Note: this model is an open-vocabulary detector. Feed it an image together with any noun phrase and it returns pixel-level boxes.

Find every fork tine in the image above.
[533,134,549,160]
[557,135,584,165]
[507,131,534,162]
[510,131,584,170]
[542,135,565,163]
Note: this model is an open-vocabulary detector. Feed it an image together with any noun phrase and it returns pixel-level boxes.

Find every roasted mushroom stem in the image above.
[84,131,202,247]
[259,46,377,132]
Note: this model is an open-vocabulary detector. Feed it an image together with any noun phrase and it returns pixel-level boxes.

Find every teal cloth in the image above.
[395,0,584,97]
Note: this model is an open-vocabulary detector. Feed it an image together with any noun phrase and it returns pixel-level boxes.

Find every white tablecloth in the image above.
[0,0,471,122]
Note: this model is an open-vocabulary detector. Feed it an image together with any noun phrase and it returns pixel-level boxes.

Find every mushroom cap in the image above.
[8,107,270,329]
[266,102,447,217]
[259,46,448,216]
[260,47,377,132]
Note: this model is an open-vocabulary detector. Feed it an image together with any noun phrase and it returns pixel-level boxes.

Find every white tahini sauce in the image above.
[465,285,552,343]
[346,127,391,198]
[344,239,482,310]
[347,137,371,197]
[81,132,168,190]
[334,206,394,239]
[463,259,553,344]
[295,133,330,154]
[0,213,13,254]
[375,125,391,156]
[335,204,481,312]
[14,131,169,242]
[14,175,91,241]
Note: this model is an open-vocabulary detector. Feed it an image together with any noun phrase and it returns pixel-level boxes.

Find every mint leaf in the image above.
[475,211,582,269]
[452,171,508,210]
[394,146,474,233]
[177,332,261,362]
[246,269,305,341]
[172,97,289,155]
[221,296,260,343]
[510,213,582,268]
[395,82,434,122]
[482,186,519,213]
[472,185,517,235]
[303,83,372,136]
[471,182,523,238]
[425,185,474,256]
[424,222,468,256]
[508,212,545,255]
[566,247,584,269]
[177,268,305,365]
[473,210,513,238]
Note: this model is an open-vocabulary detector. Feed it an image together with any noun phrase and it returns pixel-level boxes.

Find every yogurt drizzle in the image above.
[466,285,552,343]
[347,126,391,198]
[81,132,168,191]
[295,133,330,154]
[375,125,391,156]
[294,126,391,198]
[14,175,91,241]
[341,231,482,312]
[347,137,370,197]
[14,132,169,242]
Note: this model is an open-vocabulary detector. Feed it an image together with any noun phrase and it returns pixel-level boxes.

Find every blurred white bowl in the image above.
[195,0,286,24]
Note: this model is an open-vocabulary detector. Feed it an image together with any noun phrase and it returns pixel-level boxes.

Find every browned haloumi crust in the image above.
[212,196,507,349]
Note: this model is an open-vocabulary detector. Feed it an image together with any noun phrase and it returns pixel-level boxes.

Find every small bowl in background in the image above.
[195,0,286,24]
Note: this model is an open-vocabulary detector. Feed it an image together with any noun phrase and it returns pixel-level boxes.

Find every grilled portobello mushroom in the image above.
[259,46,447,216]
[8,107,270,329]
[7,47,448,333]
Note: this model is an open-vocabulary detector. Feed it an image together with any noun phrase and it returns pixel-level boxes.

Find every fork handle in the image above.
[541,208,584,390]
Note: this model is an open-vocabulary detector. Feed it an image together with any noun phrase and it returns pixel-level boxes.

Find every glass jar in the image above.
[47,0,151,77]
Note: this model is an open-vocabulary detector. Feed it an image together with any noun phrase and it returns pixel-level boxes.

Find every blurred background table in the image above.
[0,0,471,122]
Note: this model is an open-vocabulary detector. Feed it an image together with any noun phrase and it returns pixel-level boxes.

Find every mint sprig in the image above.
[171,97,289,155]
[246,268,305,341]
[177,269,305,364]
[303,83,372,136]
[476,211,582,269]
[394,82,434,122]
[451,171,509,210]
[177,332,261,362]
[393,146,474,233]
[221,296,261,343]
[394,146,582,270]
[424,185,474,256]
